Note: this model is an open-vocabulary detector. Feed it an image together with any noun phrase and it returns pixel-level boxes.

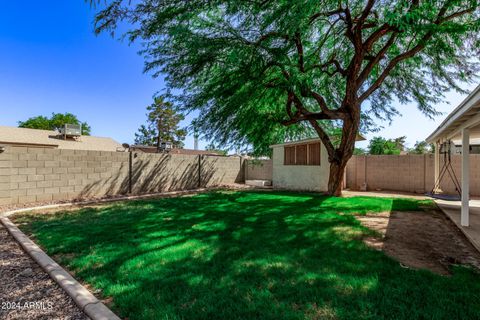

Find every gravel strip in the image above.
[0,224,88,320]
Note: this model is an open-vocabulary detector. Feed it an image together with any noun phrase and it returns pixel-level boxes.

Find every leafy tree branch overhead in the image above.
[92,0,480,195]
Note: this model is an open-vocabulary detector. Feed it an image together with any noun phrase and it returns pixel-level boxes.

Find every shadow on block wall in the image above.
[78,154,244,199]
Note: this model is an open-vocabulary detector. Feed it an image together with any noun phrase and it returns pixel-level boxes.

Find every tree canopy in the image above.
[408,140,434,154]
[93,0,480,194]
[205,142,229,156]
[134,96,187,148]
[18,113,91,135]
[368,136,402,155]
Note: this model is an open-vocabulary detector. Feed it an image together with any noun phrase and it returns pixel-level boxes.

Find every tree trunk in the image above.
[325,101,361,196]
[327,160,348,196]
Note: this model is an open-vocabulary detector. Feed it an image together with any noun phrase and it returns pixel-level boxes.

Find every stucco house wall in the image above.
[271,141,330,192]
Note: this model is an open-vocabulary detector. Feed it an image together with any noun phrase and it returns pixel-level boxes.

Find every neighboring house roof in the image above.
[169,148,223,156]
[269,135,366,148]
[131,145,223,156]
[0,126,123,152]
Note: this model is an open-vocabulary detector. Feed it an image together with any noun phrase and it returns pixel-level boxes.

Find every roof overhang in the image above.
[426,84,480,143]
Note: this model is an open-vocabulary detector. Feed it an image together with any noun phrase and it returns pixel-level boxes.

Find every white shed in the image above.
[270,139,331,192]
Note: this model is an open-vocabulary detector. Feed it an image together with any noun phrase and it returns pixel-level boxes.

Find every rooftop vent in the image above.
[60,124,82,139]
[159,141,173,151]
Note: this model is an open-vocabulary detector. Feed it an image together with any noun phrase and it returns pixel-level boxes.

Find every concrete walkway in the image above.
[435,199,480,253]
[342,190,428,200]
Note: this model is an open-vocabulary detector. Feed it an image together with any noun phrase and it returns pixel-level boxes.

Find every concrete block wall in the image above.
[131,153,199,194]
[0,146,246,206]
[201,156,244,187]
[2,146,130,205]
[245,160,273,181]
[346,154,480,196]
[0,150,12,205]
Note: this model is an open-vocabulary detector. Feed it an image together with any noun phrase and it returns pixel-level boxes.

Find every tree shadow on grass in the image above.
[14,191,480,320]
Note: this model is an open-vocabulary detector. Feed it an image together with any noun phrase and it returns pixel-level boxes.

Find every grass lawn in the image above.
[13,191,480,320]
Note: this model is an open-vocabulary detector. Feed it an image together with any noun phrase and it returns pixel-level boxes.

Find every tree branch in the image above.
[250,32,289,46]
[307,56,347,77]
[358,0,476,102]
[356,0,376,27]
[362,24,393,53]
[309,8,345,24]
[282,91,343,123]
[359,32,432,102]
[285,92,295,118]
[279,91,336,157]
[294,32,305,72]
[357,32,397,84]
[440,7,477,22]
[309,90,345,119]
[308,119,336,157]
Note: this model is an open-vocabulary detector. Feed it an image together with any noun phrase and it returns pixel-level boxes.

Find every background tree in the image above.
[368,136,402,155]
[18,113,91,135]
[408,140,433,154]
[134,96,187,149]
[134,124,158,146]
[205,142,228,156]
[392,136,407,153]
[353,147,367,155]
[94,0,480,195]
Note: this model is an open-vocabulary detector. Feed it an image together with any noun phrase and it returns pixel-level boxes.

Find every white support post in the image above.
[461,128,470,227]
[434,142,440,192]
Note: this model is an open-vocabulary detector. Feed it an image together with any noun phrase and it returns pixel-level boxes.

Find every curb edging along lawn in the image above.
[1,217,120,320]
[0,188,234,320]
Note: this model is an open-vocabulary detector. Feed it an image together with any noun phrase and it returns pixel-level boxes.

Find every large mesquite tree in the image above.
[93,0,480,195]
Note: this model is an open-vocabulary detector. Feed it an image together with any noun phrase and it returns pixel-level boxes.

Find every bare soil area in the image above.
[357,209,480,275]
[0,225,88,320]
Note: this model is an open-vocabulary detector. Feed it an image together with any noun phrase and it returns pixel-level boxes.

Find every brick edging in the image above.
[1,217,120,320]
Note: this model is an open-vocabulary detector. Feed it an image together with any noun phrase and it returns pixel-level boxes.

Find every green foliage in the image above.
[18,113,91,135]
[134,96,187,147]
[205,142,228,156]
[92,0,480,157]
[409,140,433,154]
[353,147,367,155]
[392,136,407,152]
[368,136,403,155]
[134,124,158,146]
[14,191,480,320]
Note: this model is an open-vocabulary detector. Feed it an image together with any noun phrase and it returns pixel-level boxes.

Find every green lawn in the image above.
[13,191,480,320]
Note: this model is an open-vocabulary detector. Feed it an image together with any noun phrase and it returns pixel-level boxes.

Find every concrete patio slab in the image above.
[342,190,428,200]
[435,199,480,253]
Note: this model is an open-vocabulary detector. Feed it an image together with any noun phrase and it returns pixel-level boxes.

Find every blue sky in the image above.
[0,1,477,151]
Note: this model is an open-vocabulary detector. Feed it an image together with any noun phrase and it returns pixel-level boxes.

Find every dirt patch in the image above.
[0,225,88,320]
[357,209,480,275]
